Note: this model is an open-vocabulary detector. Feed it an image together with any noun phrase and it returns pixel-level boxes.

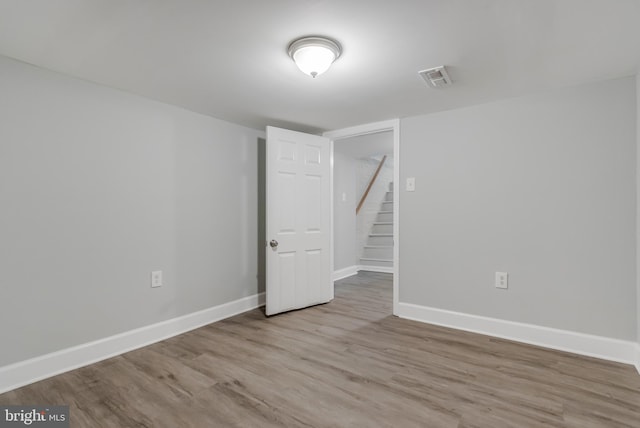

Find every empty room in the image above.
[1,1,640,427]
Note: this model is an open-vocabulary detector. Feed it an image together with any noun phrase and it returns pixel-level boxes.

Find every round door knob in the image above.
[269,239,279,248]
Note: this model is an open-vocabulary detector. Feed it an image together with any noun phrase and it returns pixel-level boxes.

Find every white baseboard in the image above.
[397,302,637,366]
[358,265,394,274]
[0,292,265,394]
[334,265,394,280]
[333,265,359,281]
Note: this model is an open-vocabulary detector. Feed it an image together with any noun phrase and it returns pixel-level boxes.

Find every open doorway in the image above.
[334,131,394,272]
[324,120,399,315]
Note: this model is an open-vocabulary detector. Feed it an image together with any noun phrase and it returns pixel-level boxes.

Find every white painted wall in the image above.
[0,56,264,366]
[400,77,637,340]
[336,131,393,159]
[333,151,358,271]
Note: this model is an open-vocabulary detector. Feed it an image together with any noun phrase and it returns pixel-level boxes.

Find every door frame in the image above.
[323,119,400,315]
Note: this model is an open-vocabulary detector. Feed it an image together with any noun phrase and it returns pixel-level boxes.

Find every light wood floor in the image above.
[2,272,640,427]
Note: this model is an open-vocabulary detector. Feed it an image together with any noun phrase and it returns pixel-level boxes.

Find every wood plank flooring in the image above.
[2,271,640,427]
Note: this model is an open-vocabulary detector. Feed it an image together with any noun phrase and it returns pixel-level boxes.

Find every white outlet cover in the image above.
[495,271,508,289]
[151,270,163,288]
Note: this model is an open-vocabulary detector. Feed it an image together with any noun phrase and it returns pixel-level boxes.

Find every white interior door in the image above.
[266,126,332,316]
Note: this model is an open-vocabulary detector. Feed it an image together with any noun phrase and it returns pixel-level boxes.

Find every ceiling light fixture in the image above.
[288,36,341,78]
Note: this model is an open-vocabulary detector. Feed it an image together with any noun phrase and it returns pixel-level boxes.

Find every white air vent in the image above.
[418,66,452,88]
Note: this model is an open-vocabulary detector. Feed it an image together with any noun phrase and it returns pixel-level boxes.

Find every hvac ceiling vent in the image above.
[418,66,452,88]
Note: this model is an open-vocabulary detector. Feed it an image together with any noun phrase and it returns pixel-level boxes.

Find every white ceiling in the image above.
[1,0,639,133]
[335,131,393,159]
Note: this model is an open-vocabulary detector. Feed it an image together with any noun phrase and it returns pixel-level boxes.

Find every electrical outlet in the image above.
[495,272,508,289]
[151,270,163,288]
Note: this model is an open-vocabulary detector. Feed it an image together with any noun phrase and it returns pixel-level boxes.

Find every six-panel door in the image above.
[266,126,332,316]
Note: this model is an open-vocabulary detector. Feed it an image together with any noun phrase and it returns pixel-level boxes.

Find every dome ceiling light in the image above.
[288,36,342,78]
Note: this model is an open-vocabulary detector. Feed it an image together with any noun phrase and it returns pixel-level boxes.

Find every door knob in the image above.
[269,239,278,248]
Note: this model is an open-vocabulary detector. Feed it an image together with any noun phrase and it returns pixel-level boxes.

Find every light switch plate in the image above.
[406,177,416,192]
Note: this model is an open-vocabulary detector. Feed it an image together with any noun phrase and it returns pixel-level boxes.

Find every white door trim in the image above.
[323,119,400,315]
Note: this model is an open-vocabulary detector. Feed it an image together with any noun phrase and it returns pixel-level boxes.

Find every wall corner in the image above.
[636,73,640,351]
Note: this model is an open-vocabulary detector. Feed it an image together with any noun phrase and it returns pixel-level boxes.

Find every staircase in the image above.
[360,181,393,271]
